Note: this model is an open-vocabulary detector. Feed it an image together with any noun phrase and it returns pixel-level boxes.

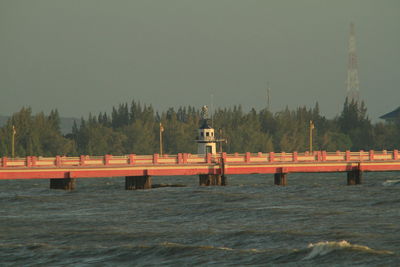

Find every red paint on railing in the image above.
[26,156,32,167]
[2,157,7,168]
[293,152,298,162]
[153,154,159,164]
[269,152,275,162]
[104,155,110,165]
[322,151,327,161]
[206,153,212,164]
[32,156,37,167]
[245,152,251,163]
[129,154,135,165]
[221,152,227,165]
[56,156,61,167]
[2,150,400,180]
[369,150,374,161]
[345,151,350,161]
[80,155,85,166]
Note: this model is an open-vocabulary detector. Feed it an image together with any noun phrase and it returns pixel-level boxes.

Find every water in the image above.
[1,172,399,266]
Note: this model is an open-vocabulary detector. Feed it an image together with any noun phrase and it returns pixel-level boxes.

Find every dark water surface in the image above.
[1,172,399,266]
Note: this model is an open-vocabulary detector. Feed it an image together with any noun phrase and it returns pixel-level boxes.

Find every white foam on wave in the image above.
[303,240,393,260]
[382,179,400,186]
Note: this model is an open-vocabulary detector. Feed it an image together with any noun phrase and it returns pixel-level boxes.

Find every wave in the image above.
[159,241,264,253]
[303,240,393,260]
[383,179,400,186]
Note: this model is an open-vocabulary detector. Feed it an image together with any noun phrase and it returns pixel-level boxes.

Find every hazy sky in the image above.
[1,0,399,120]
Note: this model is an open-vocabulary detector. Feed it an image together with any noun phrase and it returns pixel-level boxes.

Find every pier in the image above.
[1,150,400,190]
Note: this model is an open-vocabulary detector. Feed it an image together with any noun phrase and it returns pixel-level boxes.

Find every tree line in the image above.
[0,99,399,157]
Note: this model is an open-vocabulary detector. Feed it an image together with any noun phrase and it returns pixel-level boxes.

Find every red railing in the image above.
[0,150,398,168]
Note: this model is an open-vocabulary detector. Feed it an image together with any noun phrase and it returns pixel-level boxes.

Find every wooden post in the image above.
[125,175,152,190]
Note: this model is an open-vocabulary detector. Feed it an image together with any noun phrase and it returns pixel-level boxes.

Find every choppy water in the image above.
[1,172,399,266]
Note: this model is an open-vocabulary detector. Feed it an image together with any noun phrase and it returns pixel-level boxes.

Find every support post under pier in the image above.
[274,173,287,186]
[50,178,76,190]
[347,169,363,185]
[199,175,227,186]
[125,176,152,190]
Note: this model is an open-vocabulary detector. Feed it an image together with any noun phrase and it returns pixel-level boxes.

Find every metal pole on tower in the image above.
[211,93,214,127]
[11,125,16,158]
[159,123,164,156]
[309,120,314,153]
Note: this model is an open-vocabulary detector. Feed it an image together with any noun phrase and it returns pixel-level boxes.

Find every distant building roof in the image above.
[380,107,400,120]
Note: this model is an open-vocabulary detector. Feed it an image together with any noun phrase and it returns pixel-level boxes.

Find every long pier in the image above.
[1,150,400,190]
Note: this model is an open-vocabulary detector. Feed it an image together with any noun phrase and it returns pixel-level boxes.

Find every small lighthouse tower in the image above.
[197,106,217,154]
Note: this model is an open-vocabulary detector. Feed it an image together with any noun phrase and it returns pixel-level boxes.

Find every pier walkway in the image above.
[1,150,400,189]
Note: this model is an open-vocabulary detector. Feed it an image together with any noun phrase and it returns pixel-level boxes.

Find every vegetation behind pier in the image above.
[1,99,399,157]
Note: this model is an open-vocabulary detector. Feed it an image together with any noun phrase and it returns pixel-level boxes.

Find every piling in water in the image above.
[50,178,76,190]
[199,174,226,186]
[125,175,152,190]
[274,173,287,186]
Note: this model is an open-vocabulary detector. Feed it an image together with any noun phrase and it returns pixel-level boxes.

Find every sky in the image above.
[0,0,399,120]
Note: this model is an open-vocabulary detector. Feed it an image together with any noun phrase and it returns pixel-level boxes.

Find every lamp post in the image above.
[11,125,16,158]
[309,120,314,153]
[159,123,164,156]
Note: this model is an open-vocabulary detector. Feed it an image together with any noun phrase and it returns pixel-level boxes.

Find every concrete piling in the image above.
[347,169,363,185]
[125,175,152,190]
[274,173,287,186]
[50,178,76,190]
[199,174,226,186]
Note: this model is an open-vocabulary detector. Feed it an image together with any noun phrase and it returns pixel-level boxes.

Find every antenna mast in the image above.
[346,22,360,103]
[211,93,214,127]
[266,82,271,111]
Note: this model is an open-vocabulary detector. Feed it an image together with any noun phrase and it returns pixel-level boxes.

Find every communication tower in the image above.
[346,22,360,102]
